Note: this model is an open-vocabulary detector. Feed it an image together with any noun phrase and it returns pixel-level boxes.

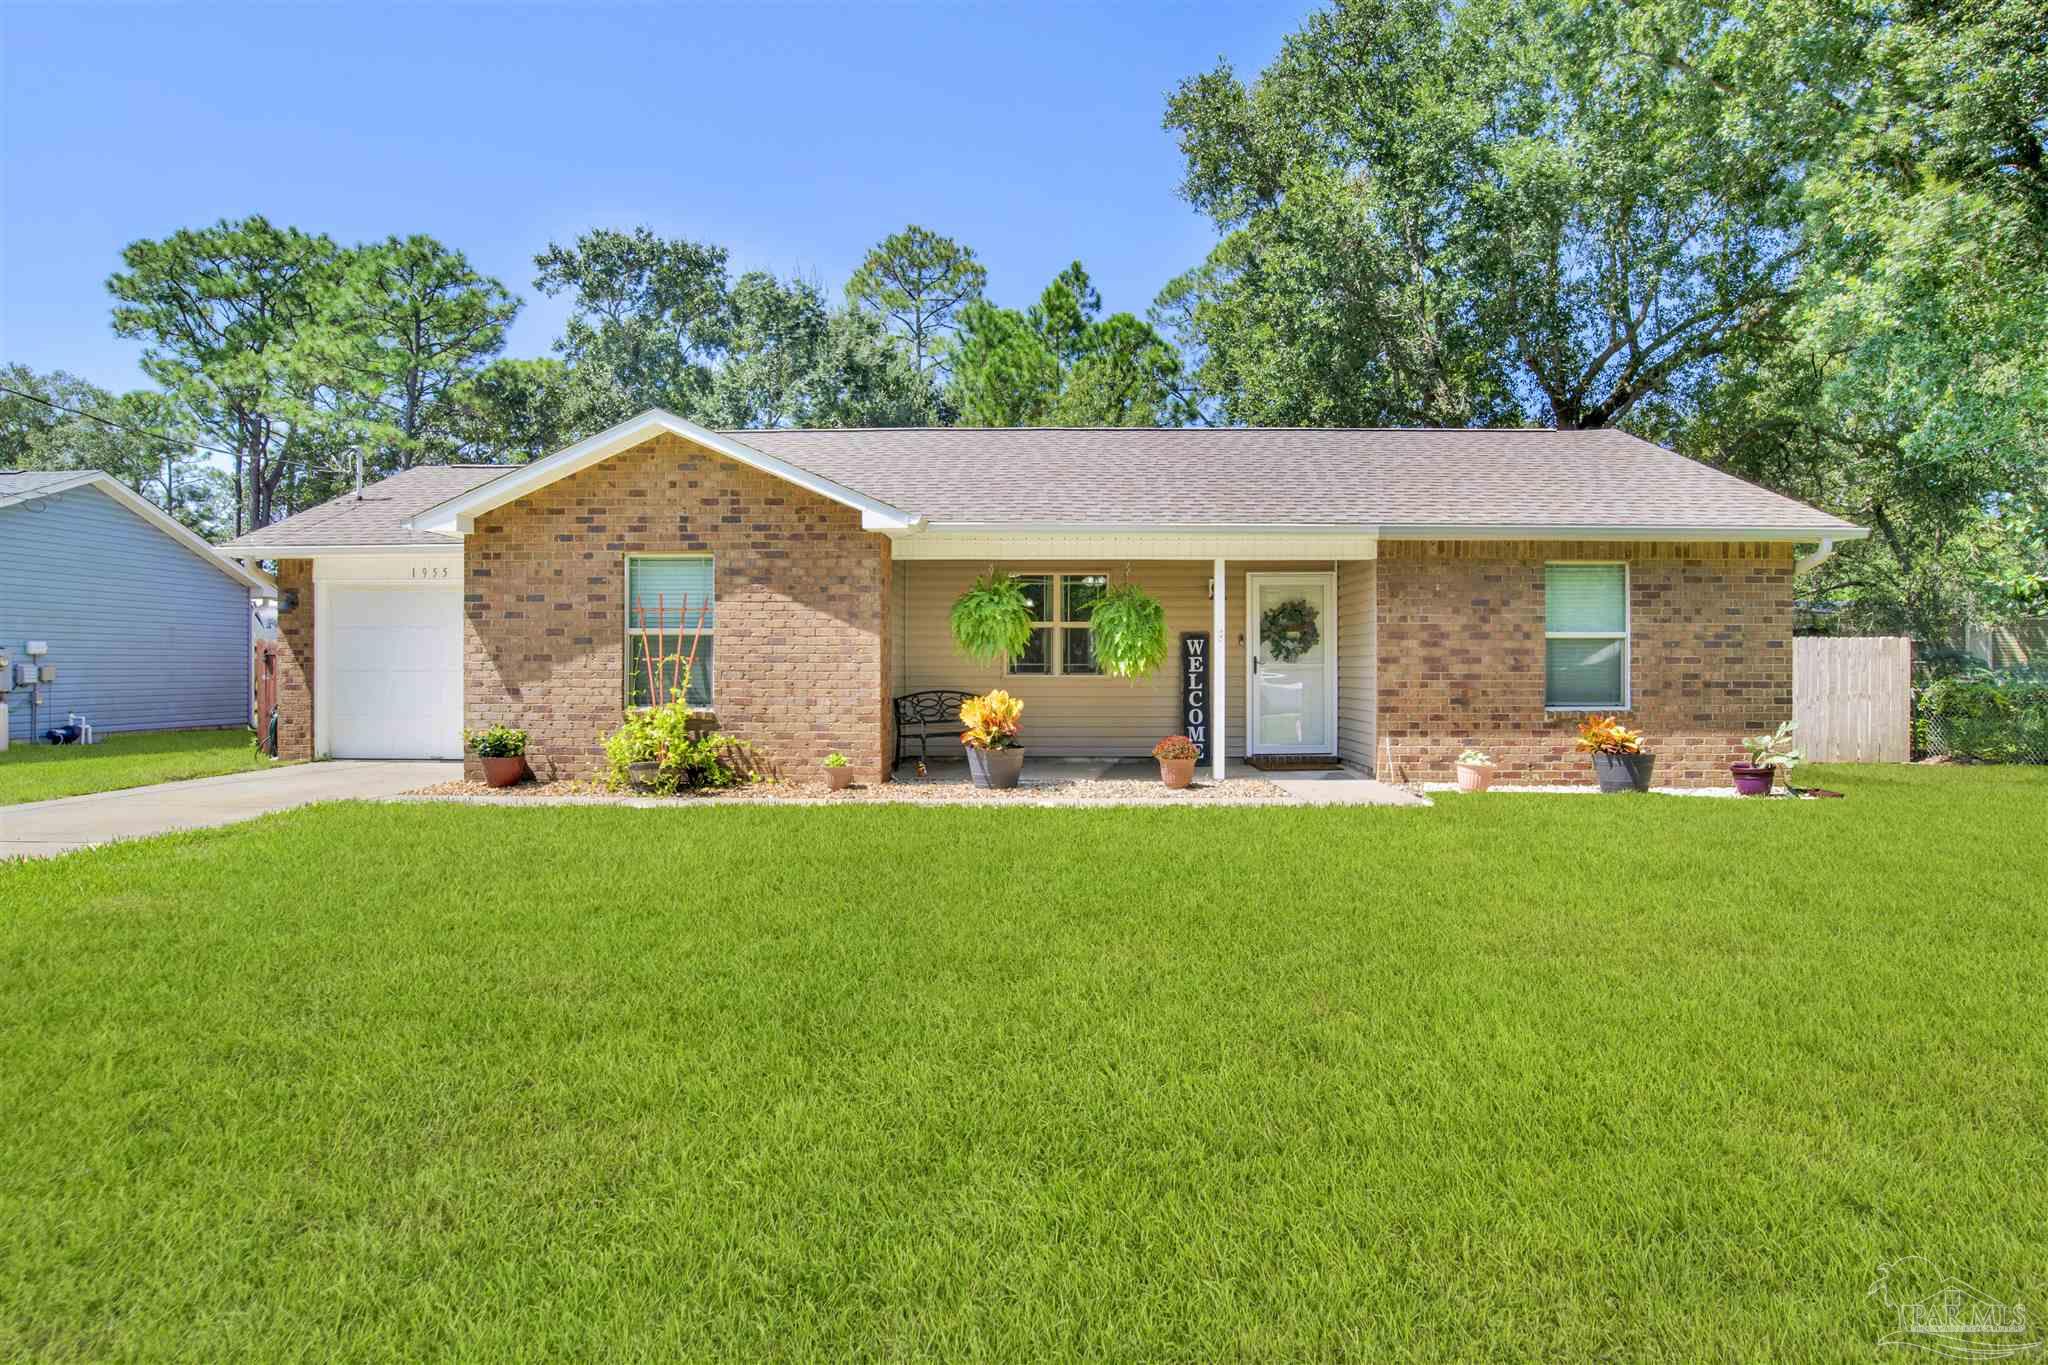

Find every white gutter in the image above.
[1795,538,1838,574]
[223,542,463,558]
[901,521,1867,543]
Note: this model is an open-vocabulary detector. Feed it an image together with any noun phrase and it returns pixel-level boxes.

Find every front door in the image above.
[1247,573,1337,755]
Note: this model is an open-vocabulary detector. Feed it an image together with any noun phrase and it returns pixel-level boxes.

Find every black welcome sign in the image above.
[1180,632,1210,761]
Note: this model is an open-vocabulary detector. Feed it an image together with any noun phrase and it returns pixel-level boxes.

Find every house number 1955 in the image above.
[410,565,450,580]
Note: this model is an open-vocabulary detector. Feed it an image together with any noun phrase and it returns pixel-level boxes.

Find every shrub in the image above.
[1573,715,1645,755]
[1089,584,1168,679]
[465,725,527,758]
[1740,720,1803,775]
[1919,671,2048,763]
[599,702,760,794]
[822,752,849,768]
[1152,735,1200,761]
[949,573,1036,665]
[958,690,1023,750]
[1457,747,1494,766]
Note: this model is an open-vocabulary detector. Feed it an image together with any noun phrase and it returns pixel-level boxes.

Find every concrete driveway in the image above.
[0,760,461,860]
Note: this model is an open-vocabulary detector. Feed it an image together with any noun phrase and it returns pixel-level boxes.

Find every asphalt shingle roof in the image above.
[219,427,1861,549]
[722,426,1861,533]
[0,470,98,497]
[219,464,513,550]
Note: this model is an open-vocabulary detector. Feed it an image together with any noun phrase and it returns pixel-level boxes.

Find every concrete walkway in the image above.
[1264,768,1432,807]
[0,760,461,859]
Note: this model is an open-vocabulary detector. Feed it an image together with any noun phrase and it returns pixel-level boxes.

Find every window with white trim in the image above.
[626,555,713,707]
[1544,563,1628,709]
[1007,573,1107,676]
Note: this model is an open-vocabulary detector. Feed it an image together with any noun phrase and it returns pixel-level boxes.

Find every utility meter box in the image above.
[25,641,48,657]
[13,662,34,688]
[37,663,57,684]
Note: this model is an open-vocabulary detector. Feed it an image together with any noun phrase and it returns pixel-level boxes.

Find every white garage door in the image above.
[327,585,463,759]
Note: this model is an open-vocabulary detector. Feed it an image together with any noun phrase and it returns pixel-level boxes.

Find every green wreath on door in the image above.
[1260,597,1321,662]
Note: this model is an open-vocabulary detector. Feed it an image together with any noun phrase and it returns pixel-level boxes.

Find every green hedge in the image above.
[1918,670,2048,764]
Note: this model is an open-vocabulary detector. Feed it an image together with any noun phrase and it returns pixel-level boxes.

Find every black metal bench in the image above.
[893,690,977,769]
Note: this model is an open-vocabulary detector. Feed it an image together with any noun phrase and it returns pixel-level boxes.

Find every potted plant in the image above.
[1152,734,1200,789]
[959,689,1025,788]
[822,751,855,791]
[1455,747,1497,792]
[1090,583,1168,678]
[1733,721,1802,796]
[949,573,1037,665]
[1575,715,1654,793]
[465,725,530,787]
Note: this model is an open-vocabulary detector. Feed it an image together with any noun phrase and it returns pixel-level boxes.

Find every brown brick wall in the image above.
[463,432,893,783]
[1374,540,1795,787]
[273,558,315,761]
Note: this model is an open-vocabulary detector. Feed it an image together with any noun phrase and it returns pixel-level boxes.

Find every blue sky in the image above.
[1,2,1298,393]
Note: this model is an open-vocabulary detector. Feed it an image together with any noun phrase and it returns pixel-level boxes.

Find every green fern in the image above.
[950,573,1036,665]
[1089,582,1167,679]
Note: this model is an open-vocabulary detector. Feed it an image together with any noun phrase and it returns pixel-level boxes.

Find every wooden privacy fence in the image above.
[252,640,278,740]
[1793,636,1913,762]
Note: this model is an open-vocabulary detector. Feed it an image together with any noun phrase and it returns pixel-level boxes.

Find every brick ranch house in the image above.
[219,410,1864,787]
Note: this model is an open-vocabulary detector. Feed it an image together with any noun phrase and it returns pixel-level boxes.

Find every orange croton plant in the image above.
[1573,714,1646,755]
[959,690,1024,751]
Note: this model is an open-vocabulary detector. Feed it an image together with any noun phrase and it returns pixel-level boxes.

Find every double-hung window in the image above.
[1007,572,1107,677]
[626,555,714,707]
[1544,563,1628,709]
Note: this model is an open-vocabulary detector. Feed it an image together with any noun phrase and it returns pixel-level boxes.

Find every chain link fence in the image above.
[1918,673,2048,763]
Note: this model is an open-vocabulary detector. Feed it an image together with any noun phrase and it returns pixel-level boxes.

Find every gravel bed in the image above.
[402,776,1291,807]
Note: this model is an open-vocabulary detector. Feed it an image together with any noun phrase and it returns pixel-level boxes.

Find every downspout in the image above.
[1795,539,1836,574]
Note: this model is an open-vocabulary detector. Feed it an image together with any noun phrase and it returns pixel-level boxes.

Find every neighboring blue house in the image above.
[0,470,274,745]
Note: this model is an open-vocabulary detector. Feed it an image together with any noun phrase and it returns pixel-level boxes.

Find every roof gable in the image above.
[0,471,275,594]
[405,410,922,536]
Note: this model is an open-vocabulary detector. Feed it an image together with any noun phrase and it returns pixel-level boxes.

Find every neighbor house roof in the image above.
[1,469,276,594]
[225,411,1866,553]
[218,464,513,555]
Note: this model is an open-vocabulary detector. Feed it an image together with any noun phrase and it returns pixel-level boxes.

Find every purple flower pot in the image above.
[1730,763,1774,796]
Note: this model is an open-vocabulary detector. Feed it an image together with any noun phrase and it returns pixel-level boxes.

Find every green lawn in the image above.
[3,766,2044,1360]
[0,727,272,806]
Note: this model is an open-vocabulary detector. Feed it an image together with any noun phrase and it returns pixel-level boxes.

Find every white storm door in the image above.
[327,585,463,759]
[1246,573,1337,755]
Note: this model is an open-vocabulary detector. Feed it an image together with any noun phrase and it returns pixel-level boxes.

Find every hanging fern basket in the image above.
[1088,582,1167,679]
[950,572,1037,665]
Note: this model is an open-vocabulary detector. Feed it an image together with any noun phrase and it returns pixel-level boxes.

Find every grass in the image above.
[0,727,272,806]
[2,764,2045,1360]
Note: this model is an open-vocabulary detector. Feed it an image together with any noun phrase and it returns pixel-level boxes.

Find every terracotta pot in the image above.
[480,755,528,788]
[1730,762,1774,796]
[1158,756,1196,789]
[1591,751,1656,793]
[825,766,855,790]
[1455,762,1495,793]
[965,745,1025,789]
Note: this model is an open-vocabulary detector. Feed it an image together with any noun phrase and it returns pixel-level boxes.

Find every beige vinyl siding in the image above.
[1336,560,1376,771]
[891,559,910,696]
[897,560,1361,758]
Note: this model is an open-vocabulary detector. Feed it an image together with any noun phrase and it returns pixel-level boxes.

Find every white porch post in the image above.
[1212,556,1227,782]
